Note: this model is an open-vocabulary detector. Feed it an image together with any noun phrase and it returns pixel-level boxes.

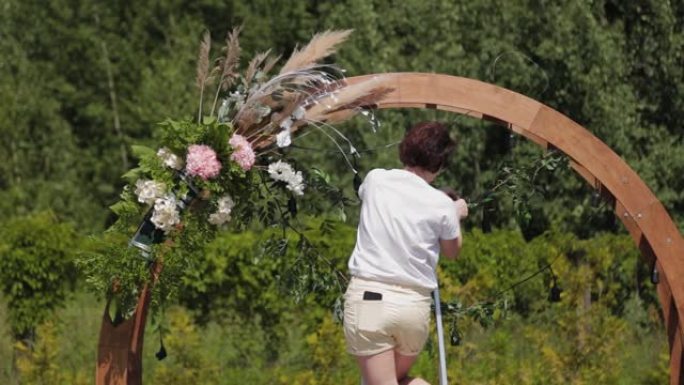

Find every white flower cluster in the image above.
[150,194,180,233]
[268,160,305,196]
[135,179,180,233]
[134,179,167,205]
[157,147,184,170]
[275,106,305,148]
[208,195,235,226]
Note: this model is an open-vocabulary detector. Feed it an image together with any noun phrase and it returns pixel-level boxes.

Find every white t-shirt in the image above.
[348,168,461,290]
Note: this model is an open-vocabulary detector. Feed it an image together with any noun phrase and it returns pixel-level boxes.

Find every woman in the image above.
[344,122,468,385]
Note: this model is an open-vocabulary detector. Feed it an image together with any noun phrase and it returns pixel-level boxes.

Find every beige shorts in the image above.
[343,277,432,356]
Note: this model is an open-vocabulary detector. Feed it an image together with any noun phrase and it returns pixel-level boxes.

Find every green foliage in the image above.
[0,212,79,340]
[14,321,90,385]
[149,307,219,384]
[178,216,354,332]
[0,229,669,384]
[423,228,664,385]
[76,233,151,319]
[276,314,356,385]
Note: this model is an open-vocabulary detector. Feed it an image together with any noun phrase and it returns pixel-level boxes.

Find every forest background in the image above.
[1,0,683,384]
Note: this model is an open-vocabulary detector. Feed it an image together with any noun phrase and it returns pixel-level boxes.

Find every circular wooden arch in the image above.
[346,72,684,384]
[96,72,684,385]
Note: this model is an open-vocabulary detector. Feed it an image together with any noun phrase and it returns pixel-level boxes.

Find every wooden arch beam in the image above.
[345,72,684,384]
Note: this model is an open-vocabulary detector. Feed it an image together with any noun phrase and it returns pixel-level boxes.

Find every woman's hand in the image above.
[454,198,468,219]
[438,187,468,219]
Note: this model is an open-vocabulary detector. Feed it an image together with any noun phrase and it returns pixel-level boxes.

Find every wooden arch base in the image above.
[97,263,161,385]
[96,73,684,384]
[96,283,151,385]
[346,73,684,384]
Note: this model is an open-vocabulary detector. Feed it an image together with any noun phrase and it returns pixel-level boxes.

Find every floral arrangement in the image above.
[78,28,392,318]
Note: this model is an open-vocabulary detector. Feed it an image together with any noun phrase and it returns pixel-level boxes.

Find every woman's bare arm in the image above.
[440,197,468,260]
[440,237,462,260]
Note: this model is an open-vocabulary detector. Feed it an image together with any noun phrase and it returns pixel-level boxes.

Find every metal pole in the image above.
[433,288,448,385]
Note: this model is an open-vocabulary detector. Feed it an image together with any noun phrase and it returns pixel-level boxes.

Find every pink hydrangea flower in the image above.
[229,134,255,171]
[185,144,222,180]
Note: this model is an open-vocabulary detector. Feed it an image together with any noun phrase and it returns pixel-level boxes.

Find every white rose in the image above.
[208,195,235,226]
[216,195,235,211]
[287,181,305,196]
[208,212,230,225]
[267,161,305,196]
[135,179,166,205]
[151,194,180,233]
[157,147,184,170]
[285,171,305,196]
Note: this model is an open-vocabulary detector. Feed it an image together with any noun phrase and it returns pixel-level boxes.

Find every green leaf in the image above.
[334,207,346,222]
[121,167,143,183]
[311,168,331,184]
[109,200,140,216]
[131,145,156,159]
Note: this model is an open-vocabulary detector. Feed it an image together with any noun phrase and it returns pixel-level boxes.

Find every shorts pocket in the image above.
[357,301,385,332]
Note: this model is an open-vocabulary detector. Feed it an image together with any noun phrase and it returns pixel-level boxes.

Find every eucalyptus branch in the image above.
[257,171,288,236]
[468,173,514,209]
[286,225,349,289]
[468,151,567,209]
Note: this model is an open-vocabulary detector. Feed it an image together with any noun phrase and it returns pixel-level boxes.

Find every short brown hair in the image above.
[399,122,455,173]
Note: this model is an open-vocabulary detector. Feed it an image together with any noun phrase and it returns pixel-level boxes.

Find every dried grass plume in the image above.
[196,30,212,122]
[219,26,242,91]
[196,31,211,89]
[279,29,353,74]
[304,75,392,124]
[244,49,272,86]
